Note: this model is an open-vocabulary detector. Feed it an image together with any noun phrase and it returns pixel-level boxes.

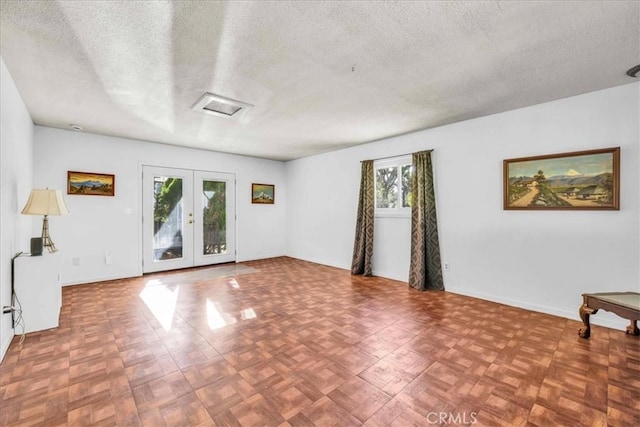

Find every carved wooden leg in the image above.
[626,320,640,336]
[579,304,597,338]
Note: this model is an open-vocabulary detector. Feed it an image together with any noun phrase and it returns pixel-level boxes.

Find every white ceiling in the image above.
[1,1,638,161]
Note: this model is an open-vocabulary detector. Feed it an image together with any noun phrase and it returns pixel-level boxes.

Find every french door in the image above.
[142,166,235,273]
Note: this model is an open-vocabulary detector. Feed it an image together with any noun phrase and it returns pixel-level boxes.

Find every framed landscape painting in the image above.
[503,147,619,210]
[68,171,115,196]
[252,183,274,204]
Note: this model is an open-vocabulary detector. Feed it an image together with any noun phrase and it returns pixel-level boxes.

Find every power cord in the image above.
[11,252,26,345]
[12,290,25,345]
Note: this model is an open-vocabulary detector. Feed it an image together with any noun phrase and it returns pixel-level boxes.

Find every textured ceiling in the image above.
[1,1,639,161]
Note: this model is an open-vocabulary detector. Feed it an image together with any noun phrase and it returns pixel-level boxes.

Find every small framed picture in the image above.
[252,183,274,204]
[67,171,115,196]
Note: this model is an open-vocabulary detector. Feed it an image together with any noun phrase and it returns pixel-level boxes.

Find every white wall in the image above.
[0,58,34,360]
[286,83,640,329]
[33,127,286,286]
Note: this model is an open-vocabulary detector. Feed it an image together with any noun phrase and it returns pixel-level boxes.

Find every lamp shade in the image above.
[21,189,70,216]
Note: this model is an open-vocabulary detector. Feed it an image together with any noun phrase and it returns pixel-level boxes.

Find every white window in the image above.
[374,156,413,217]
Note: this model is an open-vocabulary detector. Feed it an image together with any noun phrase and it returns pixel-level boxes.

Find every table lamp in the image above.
[21,189,70,252]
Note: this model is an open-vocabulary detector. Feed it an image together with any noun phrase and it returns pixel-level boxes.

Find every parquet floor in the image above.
[1,257,638,426]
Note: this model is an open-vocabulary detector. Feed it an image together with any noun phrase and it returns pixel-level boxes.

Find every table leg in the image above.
[626,320,640,336]
[579,304,597,338]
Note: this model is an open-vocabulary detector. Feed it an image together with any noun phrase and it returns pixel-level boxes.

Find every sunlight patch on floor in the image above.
[206,299,237,330]
[139,280,179,331]
[206,299,256,330]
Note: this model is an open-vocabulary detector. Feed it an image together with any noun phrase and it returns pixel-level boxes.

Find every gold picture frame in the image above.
[67,171,115,196]
[252,183,274,204]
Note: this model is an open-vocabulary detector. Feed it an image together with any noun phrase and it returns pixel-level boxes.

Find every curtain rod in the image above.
[361,149,433,162]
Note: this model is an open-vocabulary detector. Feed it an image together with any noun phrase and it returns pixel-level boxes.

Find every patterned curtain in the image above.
[409,150,444,290]
[351,160,374,276]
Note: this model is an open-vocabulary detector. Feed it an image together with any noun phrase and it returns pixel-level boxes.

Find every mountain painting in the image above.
[251,183,274,204]
[504,147,619,210]
[68,171,115,196]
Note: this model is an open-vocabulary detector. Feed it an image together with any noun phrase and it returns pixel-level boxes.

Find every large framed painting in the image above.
[252,183,274,204]
[67,171,115,196]
[503,147,620,210]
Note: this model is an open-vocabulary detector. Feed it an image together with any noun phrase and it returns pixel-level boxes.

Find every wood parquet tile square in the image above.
[139,392,214,427]
[196,374,257,417]
[289,396,360,427]
[258,379,316,421]
[228,393,285,427]
[1,257,639,426]
[326,377,390,422]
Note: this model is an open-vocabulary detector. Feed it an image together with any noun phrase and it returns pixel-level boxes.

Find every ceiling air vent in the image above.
[191,93,253,118]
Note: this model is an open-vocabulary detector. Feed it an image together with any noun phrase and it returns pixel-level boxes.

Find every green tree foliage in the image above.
[508,185,529,203]
[376,167,397,208]
[401,165,413,207]
[154,178,182,228]
[533,184,571,207]
[203,181,226,254]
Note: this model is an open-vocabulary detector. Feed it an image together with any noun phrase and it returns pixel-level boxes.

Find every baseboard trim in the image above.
[237,252,286,263]
[62,271,142,287]
[284,254,349,271]
[446,286,628,330]
[371,269,407,283]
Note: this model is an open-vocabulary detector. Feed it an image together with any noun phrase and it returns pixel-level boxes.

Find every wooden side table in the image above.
[579,292,640,338]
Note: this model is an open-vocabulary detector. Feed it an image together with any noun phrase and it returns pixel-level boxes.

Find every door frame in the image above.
[193,170,236,266]
[141,165,237,274]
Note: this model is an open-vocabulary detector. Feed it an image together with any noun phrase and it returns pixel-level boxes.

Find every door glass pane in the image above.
[202,180,227,255]
[153,176,183,261]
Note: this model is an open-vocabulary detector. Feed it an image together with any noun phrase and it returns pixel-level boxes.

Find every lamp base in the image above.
[41,216,58,253]
[30,237,43,256]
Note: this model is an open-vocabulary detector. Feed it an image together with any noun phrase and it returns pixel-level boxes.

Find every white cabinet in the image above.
[14,252,62,333]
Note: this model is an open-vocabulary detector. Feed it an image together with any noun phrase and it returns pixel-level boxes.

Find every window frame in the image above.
[374,155,413,218]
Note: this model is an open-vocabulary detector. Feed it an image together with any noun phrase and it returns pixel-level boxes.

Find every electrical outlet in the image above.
[443,263,450,271]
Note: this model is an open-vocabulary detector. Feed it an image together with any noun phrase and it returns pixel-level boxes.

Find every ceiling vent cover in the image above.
[191,93,253,118]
